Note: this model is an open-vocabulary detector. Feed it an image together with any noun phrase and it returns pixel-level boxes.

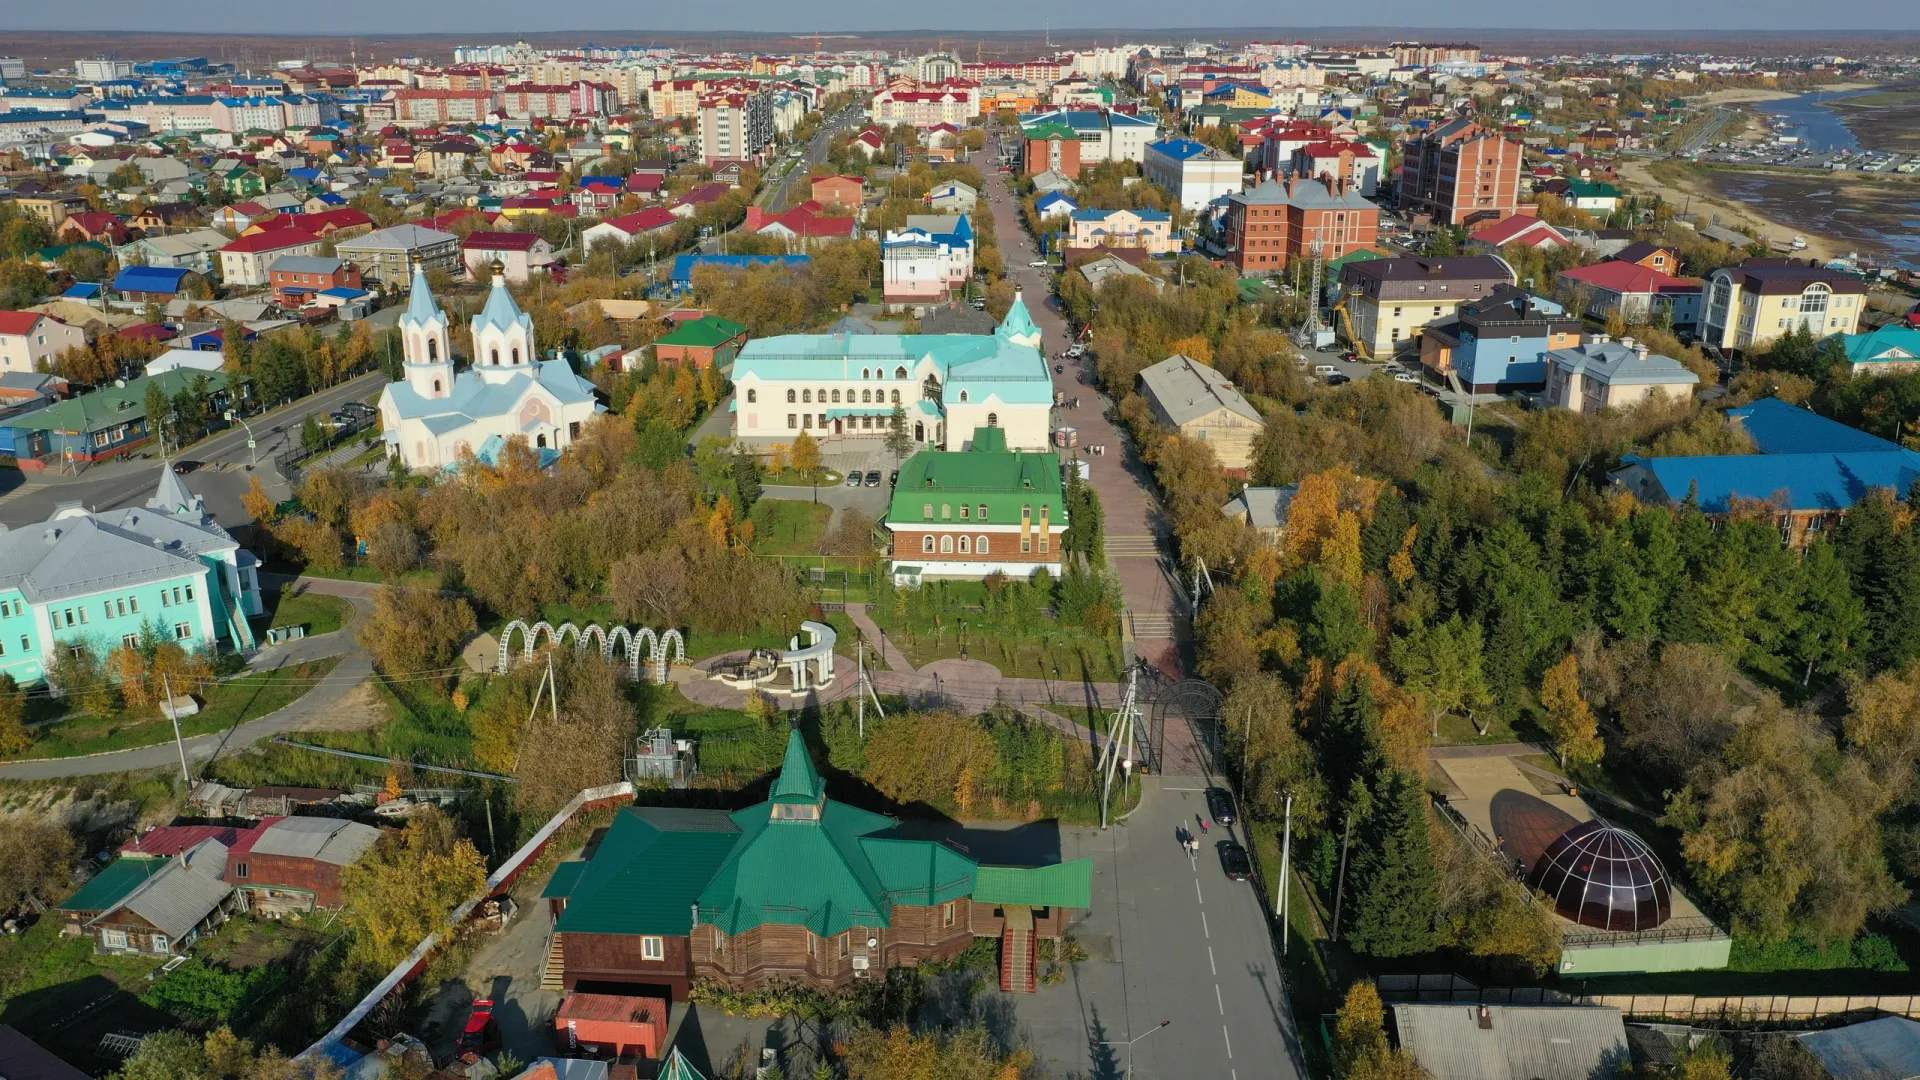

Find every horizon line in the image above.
[9,25,1920,37]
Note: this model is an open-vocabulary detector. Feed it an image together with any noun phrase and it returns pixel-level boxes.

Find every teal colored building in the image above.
[0,466,262,684]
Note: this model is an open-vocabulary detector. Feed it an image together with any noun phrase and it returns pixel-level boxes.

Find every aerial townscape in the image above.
[5,13,1920,1080]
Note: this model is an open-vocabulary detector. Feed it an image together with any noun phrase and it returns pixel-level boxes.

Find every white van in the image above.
[1313,364,1338,376]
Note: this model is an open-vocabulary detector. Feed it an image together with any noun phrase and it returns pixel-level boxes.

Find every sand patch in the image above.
[293,677,385,733]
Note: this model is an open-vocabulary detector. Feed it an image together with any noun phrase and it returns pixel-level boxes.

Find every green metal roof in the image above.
[6,369,229,436]
[698,795,901,937]
[553,807,742,936]
[885,445,1068,529]
[972,860,1094,908]
[769,728,824,803]
[542,860,588,899]
[658,1048,707,1080]
[59,856,167,913]
[1025,122,1079,141]
[861,837,977,907]
[657,315,747,350]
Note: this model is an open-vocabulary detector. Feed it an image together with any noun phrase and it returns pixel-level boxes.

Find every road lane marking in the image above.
[1215,984,1224,1015]
[1208,946,1216,975]
[1195,879,1204,905]
[1223,1026,1233,1059]
[1201,911,1209,938]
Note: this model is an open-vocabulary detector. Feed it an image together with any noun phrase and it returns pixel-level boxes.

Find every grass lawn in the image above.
[292,676,482,772]
[0,920,172,1073]
[750,500,834,556]
[7,658,343,761]
[255,589,353,638]
[1248,818,1338,1073]
[843,607,1125,682]
[763,468,844,486]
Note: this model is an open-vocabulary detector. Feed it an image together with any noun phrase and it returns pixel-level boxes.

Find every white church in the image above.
[378,258,603,471]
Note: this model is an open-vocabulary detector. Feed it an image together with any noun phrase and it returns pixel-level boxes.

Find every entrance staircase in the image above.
[540,935,566,991]
[999,905,1036,994]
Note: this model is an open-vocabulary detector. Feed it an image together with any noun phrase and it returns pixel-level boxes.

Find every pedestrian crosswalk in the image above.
[1104,534,1162,558]
[1128,612,1179,639]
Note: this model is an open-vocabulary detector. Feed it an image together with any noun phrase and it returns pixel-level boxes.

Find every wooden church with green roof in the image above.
[543,729,1092,998]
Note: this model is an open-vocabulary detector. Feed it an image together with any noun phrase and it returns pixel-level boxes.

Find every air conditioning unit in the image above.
[851,956,870,970]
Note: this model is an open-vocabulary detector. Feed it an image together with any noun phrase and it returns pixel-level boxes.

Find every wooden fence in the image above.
[1376,975,1920,1023]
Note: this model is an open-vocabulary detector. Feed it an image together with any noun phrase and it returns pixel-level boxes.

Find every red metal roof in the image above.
[0,311,46,336]
[224,230,320,253]
[463,232,544,251]
[120,819,275,857]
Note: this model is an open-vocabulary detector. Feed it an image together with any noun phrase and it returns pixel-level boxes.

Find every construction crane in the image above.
[1333,284,1370,360]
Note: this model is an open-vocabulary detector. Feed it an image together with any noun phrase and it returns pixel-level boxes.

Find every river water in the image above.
[1755,90,1876,152]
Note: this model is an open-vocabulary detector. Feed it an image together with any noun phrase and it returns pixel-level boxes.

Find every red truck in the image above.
[458,999,501,1056]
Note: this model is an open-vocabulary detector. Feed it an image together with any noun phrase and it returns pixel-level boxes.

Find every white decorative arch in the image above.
[495,618,689,683]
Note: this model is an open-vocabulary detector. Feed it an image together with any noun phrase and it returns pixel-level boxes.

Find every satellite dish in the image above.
[866,936,878,948]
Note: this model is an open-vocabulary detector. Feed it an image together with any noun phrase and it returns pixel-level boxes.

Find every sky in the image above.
[9,0,1920,35]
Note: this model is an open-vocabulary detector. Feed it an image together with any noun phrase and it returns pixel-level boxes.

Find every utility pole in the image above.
[162,673,190,788]
[1331,806,1355,943]
[1278,792,1293,958]
[1098,664,1140,828]
[856,633,865,738]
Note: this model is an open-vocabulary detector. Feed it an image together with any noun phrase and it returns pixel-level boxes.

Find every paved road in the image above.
[0,371,386,529]
[981,141,1187,672]
[759,105,864,214]
[0,578,377,781]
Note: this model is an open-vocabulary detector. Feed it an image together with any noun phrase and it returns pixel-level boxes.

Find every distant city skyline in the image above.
[8,0,1920,37]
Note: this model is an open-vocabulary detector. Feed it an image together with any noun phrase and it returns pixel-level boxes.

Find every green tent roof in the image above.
[973,860,1094,908]
[769,728,823,803]
[59,856,168,913]
[658,315,747,349]
[658,1048,706,1080]
[554,807,742,936]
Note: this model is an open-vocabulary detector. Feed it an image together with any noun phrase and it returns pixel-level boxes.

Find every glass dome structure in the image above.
[1527,820,1672,932]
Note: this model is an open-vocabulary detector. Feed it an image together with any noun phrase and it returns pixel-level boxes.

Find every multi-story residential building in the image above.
[0,465,264,684]
[1,86,93,112]
[500,84,574,120]
[1068,208,1178,255]
[99,95,220,132]
[1224,174,1378,274]
[461,233,556,284]
[335,224,462,287]
[212,97,286,132]
[1290,140,1383,197]
[392,88,494,125]
[1420,286,1583,392]
[1398,118,1523,228]
[268,255,362,309]
[219,230,322,288]
[15,193,91,227]
[0,312,86,375]
[1020,109,1157,165]
[1544,336,1699,415]
[1143,138,1242,212]
[871,81,979,128]
[961,59,1066,85]
[882,215,974,311]
[698,91,774,165]
[1699,263,1867,354]
[729,293,1050,453]
[1340,255,1517,359]
[887,432,1069,580]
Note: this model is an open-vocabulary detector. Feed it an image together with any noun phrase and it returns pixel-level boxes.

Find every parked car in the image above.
[845,471,863,487]
[1220,842,1252,881]
[864,470,882,487]
[458,1000,501,1055]
[1325,373,1351,386]
[1029,259,1049,268]
[1312,364,1337,376]
[1392,372,1418,384]
[1207,787,1237,826]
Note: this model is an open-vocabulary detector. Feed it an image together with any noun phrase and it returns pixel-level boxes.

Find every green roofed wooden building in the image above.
[542,729,1092,998]
[652,315,748,371]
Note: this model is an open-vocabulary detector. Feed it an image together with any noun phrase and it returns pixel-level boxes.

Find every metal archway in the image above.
[1150,679,1226,778]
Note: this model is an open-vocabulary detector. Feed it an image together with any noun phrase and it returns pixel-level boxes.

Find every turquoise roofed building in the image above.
[0,464,263,684]
[542,729,1092,999]
[729,290,1050,453]
[376,259,603,471]
[1835,324,1920,376]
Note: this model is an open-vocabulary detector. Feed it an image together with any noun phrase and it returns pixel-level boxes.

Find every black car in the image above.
[1206,787,1237,826]
[1220,842,1252,881]
[864,470,882,487]
[1325,373,1351,386]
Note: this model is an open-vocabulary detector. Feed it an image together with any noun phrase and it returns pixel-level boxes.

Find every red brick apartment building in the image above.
[1398,118,1523,228]
[1225,174,1379,273]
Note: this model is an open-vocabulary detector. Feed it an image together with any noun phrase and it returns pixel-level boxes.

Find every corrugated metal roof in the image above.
[1798,1016,1920,1080]
[554,808,740,936]
[1139,354,1264,427]
[1392,1004,1629,1080]
[58,857,166,913]
[1728,396,1902,455]
[251,817,382,865]
[972,861,1093,908]
[95,839,233,940]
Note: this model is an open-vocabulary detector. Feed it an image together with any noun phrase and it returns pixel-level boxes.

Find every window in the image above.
[511,347,520,363]
[63,608,74,627]
[642,936,665,961]
[861,389,871,403]
[976,536,988,554]
[175,623,192,641]
[433,378,442,393]
[841,933,850,957]
[102,929,128,949]
[802,388,812,403]
[18,637,26,652]
[958,390,969,403]
[129,597,138,614]
[806,933,816,956]
[1038,534,1050,553]
[114,599,125,618]
[895,366,908,379]
[803,413,812,428]
[986,412,998,427]
[787,389,796,403]
[959,504,970,519]
[923,535,936,553]
[940,535,954,553]
[943,902,955,927]
[234,862,248,879]
[831,389,841,403]
[942,504,952,519]
[923,503,934,519]
[958,536,971,554]
[747,389,757,403]
[1021,505,1031,521]
[427,338,438,361]
[490,348,499,365]
[891,389,901,403]
[788,413,797,429]
[861,368,871,379]
[1021,536,1032,553]
[123,634,139,648]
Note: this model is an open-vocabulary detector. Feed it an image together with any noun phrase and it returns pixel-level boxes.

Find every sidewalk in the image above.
[844,603,914,672]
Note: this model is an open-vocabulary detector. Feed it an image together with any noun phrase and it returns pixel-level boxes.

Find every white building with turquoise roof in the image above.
[729,290,1051,453]
[377,258,603,471]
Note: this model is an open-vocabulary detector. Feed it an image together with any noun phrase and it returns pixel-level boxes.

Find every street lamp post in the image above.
[224,409,257,467]
[1097,1020,1170,1080]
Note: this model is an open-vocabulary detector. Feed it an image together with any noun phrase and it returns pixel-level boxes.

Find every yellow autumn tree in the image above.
[1539,654,1604,769]
[1333,657,1431,777]
[338,808,486,969]
[1283,465,1387,582]
[1166,334,1213,364]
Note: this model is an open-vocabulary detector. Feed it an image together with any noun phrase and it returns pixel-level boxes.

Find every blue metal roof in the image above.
[62,282,103,299]
[1621,451,1920,513]
[1148,138,1215,161]
[1727,397,1901,456]
[113,266,190,293]
[670,253,810,285]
